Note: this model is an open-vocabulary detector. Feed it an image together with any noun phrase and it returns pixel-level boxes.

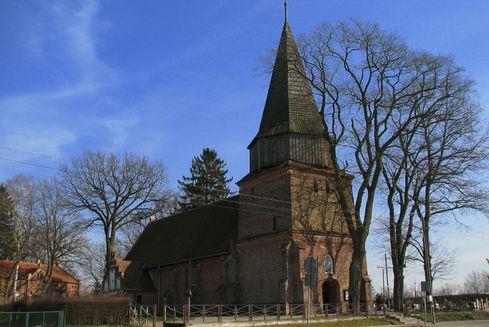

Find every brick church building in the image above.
[110,15,372,309]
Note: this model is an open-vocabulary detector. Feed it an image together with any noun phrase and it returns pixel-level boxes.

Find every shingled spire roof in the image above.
[247,13,332,172]
[254,19,325,141]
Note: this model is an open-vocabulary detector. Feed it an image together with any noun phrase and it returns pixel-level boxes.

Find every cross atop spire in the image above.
[284,2,288,23]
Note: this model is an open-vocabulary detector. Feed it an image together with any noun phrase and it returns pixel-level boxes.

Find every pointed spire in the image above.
[248,8,331,172]
[254,13,325,139]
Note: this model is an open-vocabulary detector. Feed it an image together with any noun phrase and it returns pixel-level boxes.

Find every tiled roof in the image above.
[0,260,79,284]
[125,197,239,268]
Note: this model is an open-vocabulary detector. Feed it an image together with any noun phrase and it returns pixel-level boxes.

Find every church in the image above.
[104,14,372,310]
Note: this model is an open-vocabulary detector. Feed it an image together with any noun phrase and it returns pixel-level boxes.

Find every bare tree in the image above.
[411,94,488,301]
[32,177,87,293]
[379,51,486,310]
[118,190,178,256]
[60,151,171,272]
[278,20,463,307]
[2,175,36,300]
[463,270,489,294]
[77,241,106,294]
[380,126,421,311]
[409,240,457,282]
[436,283,461,296]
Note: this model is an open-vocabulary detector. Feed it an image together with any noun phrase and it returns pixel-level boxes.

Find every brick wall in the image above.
[148,254,236,305]
[236,233,290,304]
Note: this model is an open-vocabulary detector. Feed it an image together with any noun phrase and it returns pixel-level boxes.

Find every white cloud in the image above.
[0,0,120,164]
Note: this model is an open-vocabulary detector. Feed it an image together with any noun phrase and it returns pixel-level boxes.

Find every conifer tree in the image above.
[0,184,16,260]
[178,148,232,211]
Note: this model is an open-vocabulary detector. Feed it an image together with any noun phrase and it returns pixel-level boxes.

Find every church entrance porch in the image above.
[322,278,340,313]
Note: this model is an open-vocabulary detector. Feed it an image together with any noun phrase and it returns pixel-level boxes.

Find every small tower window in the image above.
[324,255,334,275]
[273,216,277,231]
[313,181,319,193]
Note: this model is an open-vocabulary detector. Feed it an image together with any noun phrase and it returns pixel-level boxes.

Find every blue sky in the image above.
[1,0,488,292]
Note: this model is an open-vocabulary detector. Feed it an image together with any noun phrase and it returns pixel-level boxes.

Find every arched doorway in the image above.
[322,278,339,312]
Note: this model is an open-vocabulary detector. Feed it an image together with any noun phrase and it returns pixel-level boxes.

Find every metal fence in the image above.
[129,305,155,327]
[0,310,130,327]
[0,311,64,327]
[0,303,373,327]
[163,303,373,323]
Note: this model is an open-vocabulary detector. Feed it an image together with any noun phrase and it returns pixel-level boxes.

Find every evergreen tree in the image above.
[178,148,232,211]
[0,184,16,260]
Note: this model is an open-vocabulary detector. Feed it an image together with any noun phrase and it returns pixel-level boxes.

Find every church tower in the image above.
[236,9,371,308]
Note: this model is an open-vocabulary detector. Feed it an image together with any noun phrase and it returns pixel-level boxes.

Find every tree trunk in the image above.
[349,241,365,311]
[392,264,404,312]
[422,221,432,296]
[42,261,55,294]
[3,259,20,301]
[105,236,116,273]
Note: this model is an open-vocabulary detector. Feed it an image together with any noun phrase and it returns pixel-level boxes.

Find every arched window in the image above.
[324,255,334,275]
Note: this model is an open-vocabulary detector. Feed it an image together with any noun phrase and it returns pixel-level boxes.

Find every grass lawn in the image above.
[254,318,396,327]
[417,311,489,322]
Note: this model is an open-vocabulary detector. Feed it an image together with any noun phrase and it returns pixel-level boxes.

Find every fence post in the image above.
[248,305,252,321]
[25,312,29,327]
[264,305,267,320]
[218,305,222,323]
[163,305,167,323]
[277,304,280,320]
[153,304,157,327]
[234,305,237,321]
[183,304,188,324]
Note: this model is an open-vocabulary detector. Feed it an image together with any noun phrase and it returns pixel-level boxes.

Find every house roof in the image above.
[252,20,325,143]
[125,196,239,268]
[0,260,79,284]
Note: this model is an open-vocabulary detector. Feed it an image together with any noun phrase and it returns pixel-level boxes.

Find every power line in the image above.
[0,166,53,178]
[0,146,61,160]
[0,156,58,170]
[208,203,283,218]
[184,192,290,218]
[188,184,293,205]
[184,190,291,213]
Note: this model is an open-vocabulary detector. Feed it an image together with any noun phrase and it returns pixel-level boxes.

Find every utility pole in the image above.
[384,253,391,309]
[376,266,386,316]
